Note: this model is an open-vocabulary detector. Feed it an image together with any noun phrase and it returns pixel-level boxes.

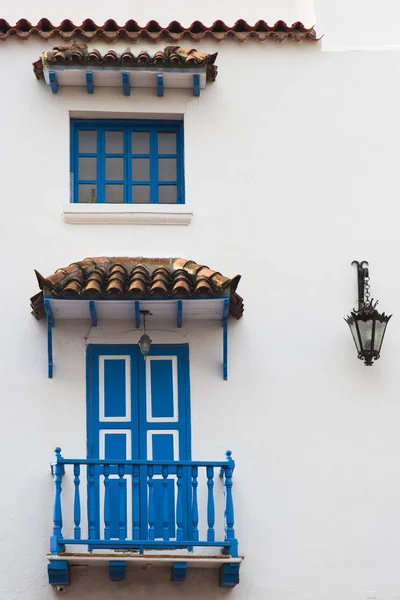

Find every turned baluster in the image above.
[73,464,81,540]
[191,465,199,541]
[103,464,110,540]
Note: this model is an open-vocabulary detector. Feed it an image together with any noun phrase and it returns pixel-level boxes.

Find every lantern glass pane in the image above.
[373,320,387,353]
[356,319,373,351]
[348,320,361,352]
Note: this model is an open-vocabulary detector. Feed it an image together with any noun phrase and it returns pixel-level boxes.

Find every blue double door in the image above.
[87,344,191,542]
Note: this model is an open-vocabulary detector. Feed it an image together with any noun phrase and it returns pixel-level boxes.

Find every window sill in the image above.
[62,204,193,226]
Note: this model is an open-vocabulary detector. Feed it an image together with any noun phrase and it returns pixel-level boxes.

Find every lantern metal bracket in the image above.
[351,260,369,310]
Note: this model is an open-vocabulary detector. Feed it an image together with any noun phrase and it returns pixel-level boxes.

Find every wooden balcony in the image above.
[48,448,241,589]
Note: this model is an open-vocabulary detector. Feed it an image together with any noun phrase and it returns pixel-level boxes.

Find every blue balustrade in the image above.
[50,449,239,557]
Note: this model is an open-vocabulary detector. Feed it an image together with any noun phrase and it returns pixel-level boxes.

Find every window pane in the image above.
[79,130,97,153]
[106,158,124,180]
[106,184,124,203]
[132,131,150,154]
[158,158,177,181]
[79,157,97,180]
[158,132,176,154]
[106,131,123,154]
[158,185,177,204]
[132,158,150,181]
[78,184,97,203]
[132,185,150,203]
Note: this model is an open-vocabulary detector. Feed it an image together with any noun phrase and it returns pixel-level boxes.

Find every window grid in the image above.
[71,120,184,204]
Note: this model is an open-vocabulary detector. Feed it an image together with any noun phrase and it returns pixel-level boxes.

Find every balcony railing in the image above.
[50,448,238,558]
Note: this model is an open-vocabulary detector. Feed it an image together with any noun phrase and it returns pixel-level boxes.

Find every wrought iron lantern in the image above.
[344,261,392,366]
[138,310,152,356]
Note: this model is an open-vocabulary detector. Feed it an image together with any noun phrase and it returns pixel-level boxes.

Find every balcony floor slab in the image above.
[47,552,243,569]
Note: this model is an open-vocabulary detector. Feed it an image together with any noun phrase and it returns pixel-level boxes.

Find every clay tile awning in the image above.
[32,45,218,94]
[30,257,243,380]
[31,256,243,319]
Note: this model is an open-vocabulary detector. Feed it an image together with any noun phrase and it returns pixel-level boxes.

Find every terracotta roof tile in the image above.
[33,44,218,81]
[1,18,319,43]
[31,257,243,320]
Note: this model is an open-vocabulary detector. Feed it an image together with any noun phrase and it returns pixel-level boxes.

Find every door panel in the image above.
[87,344,190,542]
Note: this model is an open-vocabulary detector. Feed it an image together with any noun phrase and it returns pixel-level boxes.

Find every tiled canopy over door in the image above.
[87,344,191,540]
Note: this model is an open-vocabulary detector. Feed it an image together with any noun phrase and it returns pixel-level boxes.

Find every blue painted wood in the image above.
[50,447,64,554]
[59,538,231,549]
[109,561,126,582]
[104,359,126,418]
[150,360,174,418]
[162,465,170,541]
[71,119,184,205]
[223,450,237,555]
[135,300,140,327]
[73,464,81,540]
[157,74,164,97]
[48,560,70,586]
[88,463,96,540]
[191,466,199,541]
[177,300,183,328]
[172,562,187,582]
[122,72,130,96]
[223,298,229,380]
[219,564,240,587]
[118,464,127,540]
[193,74,200,97]
[103,464,110,540]
[206,466,215,541]
[87,344,191,543]
[44,299,54,378]
[176,464,184,541]
[89,300,97,326]
[49,72,58,94]
[147,464,155,540]
[86,72,94,94]
[133,464,140,540]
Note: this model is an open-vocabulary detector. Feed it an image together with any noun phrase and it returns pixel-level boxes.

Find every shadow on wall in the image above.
[61,565,241,597]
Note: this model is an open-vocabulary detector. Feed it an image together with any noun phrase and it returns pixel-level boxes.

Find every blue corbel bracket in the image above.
[177,300,183,328]
[157,74,164,97]
[44,299,54,378]
[193,74,200,97]
[89,301,97,327]
[86,72,94,94]
[48,560,70,587]
[219,563,240,587]
[171,562,187,582]
[49,72,58,94]
[135,301,140,328]
[109,561,126,582]
[122,72,130,96]
[222,299,229,380]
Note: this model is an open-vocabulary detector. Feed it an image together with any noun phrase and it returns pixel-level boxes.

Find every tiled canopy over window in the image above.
[33,45,218,96]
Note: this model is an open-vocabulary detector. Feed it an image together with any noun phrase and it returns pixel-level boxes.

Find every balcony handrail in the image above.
[50,448,238,559]
[52,453,234,470]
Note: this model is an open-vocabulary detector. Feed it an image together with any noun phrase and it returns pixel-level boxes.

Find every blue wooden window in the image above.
[70,119,184,204]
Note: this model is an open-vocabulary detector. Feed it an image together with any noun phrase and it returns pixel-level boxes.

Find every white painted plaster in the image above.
[62,204,194,226]
[4,1,400,599]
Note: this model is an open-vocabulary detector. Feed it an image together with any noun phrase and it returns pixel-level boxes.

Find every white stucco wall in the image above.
[3,1,400,599]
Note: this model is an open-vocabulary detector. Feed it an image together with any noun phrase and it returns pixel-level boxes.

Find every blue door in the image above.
[87,344,191,542]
